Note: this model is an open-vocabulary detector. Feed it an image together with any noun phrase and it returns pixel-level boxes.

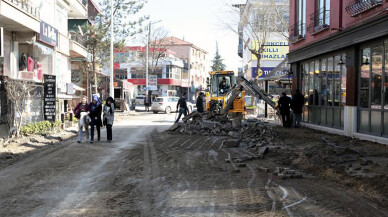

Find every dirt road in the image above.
[0,113,387,216]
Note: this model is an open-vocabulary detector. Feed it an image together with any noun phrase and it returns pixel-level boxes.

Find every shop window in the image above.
[371,111,381,134]
[314,60,320,105]
[359,110,369,132]
[360,48,371,108]
[320,58,327,106]
[309,61,315,105]
[334,55,341,107]
[385,42,388,109]
[371,45,383,109]
[327,57,334,106]
[384,112,388,136]
[320,108,327,125]
[341,54,347,106]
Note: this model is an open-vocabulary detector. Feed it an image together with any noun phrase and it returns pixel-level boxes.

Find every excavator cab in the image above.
[206,71,246,116]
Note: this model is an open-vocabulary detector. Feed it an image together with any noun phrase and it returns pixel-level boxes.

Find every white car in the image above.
[151,97,195,114]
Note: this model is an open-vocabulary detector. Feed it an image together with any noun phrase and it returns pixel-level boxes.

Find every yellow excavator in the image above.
[205,71,278,117]
[205,71,246,117]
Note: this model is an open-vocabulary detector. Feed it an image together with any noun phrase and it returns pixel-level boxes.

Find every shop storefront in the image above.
[301,53,347,129]
[358,39,388,137]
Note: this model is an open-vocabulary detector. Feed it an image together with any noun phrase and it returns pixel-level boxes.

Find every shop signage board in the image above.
[252,67,274,78]
[252,40,289,61]
[148,75,157,90]
[39,21,58,47]
[44,75,56,121]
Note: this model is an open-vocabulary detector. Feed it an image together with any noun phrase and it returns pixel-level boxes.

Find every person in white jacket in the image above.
[103,97,115,143]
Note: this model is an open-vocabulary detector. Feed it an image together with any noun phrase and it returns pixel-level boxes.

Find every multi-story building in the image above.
[112,46,188,97]
[158,37,208,101]
[288,0,388,143]
[0,0,99,136]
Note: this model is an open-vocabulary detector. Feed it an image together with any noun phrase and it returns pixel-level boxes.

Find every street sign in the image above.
[0,27,3,57]
[149,75,157,90]
[44,75,56,122]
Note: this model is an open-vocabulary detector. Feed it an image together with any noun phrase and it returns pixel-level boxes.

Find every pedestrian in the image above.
[278,92,291,128]
[89,94,102,143]
[291,89,305,128]
[175,92,189,123]
[73,96,90,143]
[196,92,205,113]
[103,97,115,143]
[144,95,150,112]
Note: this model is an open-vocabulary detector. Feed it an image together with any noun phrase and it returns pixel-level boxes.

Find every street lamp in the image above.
[146,20,162,99]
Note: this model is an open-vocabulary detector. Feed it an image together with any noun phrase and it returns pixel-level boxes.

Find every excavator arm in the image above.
[221,76,278,115]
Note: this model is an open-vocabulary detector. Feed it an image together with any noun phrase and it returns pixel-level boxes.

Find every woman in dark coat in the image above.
[103,97,115,143]
[89,94,102,143]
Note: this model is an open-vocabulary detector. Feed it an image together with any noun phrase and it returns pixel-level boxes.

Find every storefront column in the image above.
[344,46,358,137]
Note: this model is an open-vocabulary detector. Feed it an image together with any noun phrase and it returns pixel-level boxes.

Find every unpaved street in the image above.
[0,113,387,217]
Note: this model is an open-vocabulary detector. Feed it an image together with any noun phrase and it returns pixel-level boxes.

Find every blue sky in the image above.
[96,0,244,71]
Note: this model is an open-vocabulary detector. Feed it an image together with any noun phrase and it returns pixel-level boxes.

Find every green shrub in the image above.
[20,120,62,136]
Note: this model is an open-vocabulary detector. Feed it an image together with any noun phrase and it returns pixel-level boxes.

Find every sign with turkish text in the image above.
[252,67,274,78]
[39,21,58,47]
[44,75,56,121]
[148,75,157,91]
[252,40,289,61]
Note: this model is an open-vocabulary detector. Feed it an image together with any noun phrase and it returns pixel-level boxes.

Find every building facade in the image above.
[159,37,208,102]
[0,0,99,136]
[111,46,188,98]
[289,0,388,143]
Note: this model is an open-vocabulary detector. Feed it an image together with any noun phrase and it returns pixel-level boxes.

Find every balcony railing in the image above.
[290,21,306,44]
[3,0,40,19]
[307,7,330,35]
[69,31,87,48]
[345,0,382,17]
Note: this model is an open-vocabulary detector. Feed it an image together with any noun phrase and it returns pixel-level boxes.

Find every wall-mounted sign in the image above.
[252,40,289,61]
[252,67,274,78]
[44,75,56,121]
[39,21,58,47]
[148,75,157,91]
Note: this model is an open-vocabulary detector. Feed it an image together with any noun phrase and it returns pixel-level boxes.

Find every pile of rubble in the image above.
[168,112,278,152]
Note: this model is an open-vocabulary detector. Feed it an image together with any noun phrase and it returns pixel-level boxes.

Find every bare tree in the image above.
[222,0,289,82]
[4,77,37,137]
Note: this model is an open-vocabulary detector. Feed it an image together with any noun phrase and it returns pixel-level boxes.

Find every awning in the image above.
[260,57,292,81]
[73,83,85,91]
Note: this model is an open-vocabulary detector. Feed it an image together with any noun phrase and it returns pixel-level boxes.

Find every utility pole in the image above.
[109,0,114,98]
[146,22,151,99]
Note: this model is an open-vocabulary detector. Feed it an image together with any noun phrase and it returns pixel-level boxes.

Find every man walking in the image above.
[291,89,304,128]
[278,92,291,128]
[175,93,189,123]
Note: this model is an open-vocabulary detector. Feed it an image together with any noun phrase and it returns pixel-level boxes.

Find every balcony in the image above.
[345,0,383,17]
[307,7,330,35]
[69,31,87,58]
[2,0,39,19]
[0,0,40,32]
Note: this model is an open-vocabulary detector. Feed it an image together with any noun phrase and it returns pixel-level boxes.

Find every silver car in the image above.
[151,97,195,114]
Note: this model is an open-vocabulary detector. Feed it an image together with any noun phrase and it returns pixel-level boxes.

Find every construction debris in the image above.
[273,167,303,179]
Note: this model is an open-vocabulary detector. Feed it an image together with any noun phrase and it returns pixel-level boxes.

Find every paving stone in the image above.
[222,139,240,148]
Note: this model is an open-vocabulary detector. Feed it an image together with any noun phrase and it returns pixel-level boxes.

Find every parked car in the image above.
[151,97,177,114]
[151,97,196,114]
[135,95,145,106]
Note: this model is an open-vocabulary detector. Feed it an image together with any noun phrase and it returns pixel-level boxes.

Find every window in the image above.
[296,0,306,36]
[371,45,383,108]
[360,48,370,108]
[316,0,330,27]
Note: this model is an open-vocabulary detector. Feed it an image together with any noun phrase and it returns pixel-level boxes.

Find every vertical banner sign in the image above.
[149,75,158,90]
[0,27,3,57]
[44,75,56,121]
